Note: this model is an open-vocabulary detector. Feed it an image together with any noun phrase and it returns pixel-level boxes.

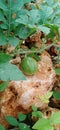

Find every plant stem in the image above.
[11,43,56,56]
[8,0,11,36]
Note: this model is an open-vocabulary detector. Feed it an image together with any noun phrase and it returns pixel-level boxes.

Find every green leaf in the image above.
[50,111,60,125]
[0,52,26,81]
[17,26,31,39]
[32,111,42,118]
[0,0,7,11]
[18,113,26,122]
[54,68,60,76]
[16,15,28,25]
[0,124,5,130]
[32,105,37,112]
[0,81,9,92]
[12,0,31,11]
[0,33,7,45]
[0,11,6,22]
[54,16,60,26]
[19,123,31,130]
[39,92,53,103]
[45,92,53,99]
[40,5,53,20]
[5,116,18,126]
[53,91,60,100]
[28,10,40,25]
[0,63,26,81]
[38,25,50,35]
[0,52,11,63]
[32,118,53,130]
[8,36,20,46]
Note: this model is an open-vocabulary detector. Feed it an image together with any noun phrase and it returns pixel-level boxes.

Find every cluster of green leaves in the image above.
[0,0,34,46]
[32,111,60,130]
[32,105,42,119]
[38,0,60,38]
[0,106,60,130]
[0,113,31,130]
[0,0,60,47]
[39,91,53,103]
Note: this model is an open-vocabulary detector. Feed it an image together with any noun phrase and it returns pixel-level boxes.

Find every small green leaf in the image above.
[50,111,60,125]
[19,123,31,130]
[54,68,60,76]
[0,33,7,45]
[39,92,53,103]
[53,91,60,100]
[0,124,6,130]
[8,36,20,46]
[18,113,26,122]
[0,81,9,92]
[32,111,42,118]
[38,25,50,35]
[0,1,7,11]
[45,92,53,99]
[0,52,11,63]
[32,105,37,112]
[5,116,18,126]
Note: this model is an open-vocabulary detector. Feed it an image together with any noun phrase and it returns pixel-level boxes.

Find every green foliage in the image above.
[32,111,60,130]
[32,105,42,118]
[5,113,31,130]
[53,91,60,100]
[5,116,18,126]
[0,0,33,46]
[32,118,53,130]
[54,68,60,76]
[19,123,30,130]
[18,113,26,122]
[0,52,26,81]
[50,111,60,125]
[0,0,60,46]
[0,81,9,92]
[0,124,6,130]
[39,92,53,103]
[0,0,59,47]
[38,0,60,38]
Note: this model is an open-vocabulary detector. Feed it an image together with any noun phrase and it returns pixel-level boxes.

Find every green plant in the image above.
[32,105,42,119]
[53,91,60,100]
[32,111,60,130]
[5,113,31,130]
[39,92,53,103]
[0,52,26,81]
[54,68,60,76]
[0,124,5,130]
[0,81,9,92]
[39,0,60,39]
[0,0,34,46]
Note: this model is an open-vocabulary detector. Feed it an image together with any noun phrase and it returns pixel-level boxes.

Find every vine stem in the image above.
[8,0,11,36]
[11,43,58,56]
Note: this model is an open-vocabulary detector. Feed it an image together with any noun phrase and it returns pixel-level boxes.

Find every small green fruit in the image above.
[21,56,38,75]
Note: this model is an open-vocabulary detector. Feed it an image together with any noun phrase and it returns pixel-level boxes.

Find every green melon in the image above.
[21,56,38,75]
